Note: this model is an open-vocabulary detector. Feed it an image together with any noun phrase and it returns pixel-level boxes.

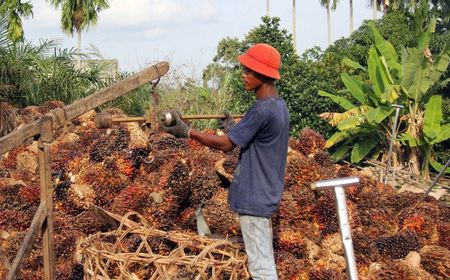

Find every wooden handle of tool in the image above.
[182,114,244,120]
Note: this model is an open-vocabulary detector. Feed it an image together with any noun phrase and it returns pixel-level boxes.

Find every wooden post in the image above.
[38,116,56,279]
[6,203,47,280]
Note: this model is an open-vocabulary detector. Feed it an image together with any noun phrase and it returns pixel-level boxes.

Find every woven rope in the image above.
[77,211,250,279]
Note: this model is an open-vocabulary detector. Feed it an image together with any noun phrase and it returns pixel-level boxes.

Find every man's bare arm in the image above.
[189,130,235,152]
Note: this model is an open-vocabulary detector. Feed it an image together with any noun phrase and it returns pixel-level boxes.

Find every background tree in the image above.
[0,0,33,43]
[48,0,109,54]
[349,0,354,33]
[320,0,339,45]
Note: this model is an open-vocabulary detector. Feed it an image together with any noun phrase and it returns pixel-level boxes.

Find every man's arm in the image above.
[189,130,236,152]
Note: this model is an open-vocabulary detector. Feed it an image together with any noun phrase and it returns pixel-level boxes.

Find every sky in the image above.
[24,0,378,77]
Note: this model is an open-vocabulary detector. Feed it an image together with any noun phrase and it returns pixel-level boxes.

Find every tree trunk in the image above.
[266,0,270,17]
[293,0,297,50]
[373,3,377,20]
[327,4,331,46]
[409,146,421,176]
[407,106,422,176]
[77,29,82,69]
[349,0,354,34]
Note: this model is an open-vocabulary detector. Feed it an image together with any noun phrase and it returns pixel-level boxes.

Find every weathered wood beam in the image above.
[39,116,56,280]
[6,202,47,280]
[63,61,169,120]
[0,61,169,156]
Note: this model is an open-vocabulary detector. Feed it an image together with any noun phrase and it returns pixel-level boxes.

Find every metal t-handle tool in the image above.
[311,177,360,280]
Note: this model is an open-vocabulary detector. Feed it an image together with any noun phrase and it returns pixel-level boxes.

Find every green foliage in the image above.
[48,0,110,35]
[0,0,33,42]
[320,18,450,177]
[0,39,104,106]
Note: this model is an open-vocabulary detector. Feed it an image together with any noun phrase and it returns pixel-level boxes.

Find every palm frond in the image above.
[0,15,12,51]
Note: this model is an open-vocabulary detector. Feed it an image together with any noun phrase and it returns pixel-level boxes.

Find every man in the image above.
[161,43,290,279]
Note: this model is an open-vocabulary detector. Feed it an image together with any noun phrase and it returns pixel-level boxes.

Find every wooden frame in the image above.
[2,62,169,279]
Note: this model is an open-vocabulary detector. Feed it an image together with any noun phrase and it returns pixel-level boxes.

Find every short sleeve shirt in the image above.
[227,97,290,217]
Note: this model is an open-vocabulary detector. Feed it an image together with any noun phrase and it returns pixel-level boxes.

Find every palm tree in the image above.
[0,0,33,43]
[266,0,270,16]
[48,0,109,53]
[293,0,296,50]
[319,0,339,46]
[349,0,354,33]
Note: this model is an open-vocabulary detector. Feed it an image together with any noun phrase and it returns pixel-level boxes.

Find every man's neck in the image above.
[255,83,278,100]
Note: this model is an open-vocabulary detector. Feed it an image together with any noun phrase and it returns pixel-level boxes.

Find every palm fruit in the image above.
[308,267,345,280]
[367,260,426,280]
[202,188,240,236]
[375,229,421,259]
[420,245,450,279]
[275,230,307,258]
[297,128,326,156]
[352,233,379,264]
[275,250,308,280]
[313,150,334,168]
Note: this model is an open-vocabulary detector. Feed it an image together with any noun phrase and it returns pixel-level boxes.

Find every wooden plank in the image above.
[6,202,47,280]
[0,122,40,156]
[39,117,56,280]
[0,61,169,156]
[64,61,169,120]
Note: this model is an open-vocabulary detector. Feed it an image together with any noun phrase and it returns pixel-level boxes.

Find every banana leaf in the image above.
[342,57,367,72]
[433,124,450,144]
[402,44,450,101]
[366,107,394,124]
[351,136,379,163]
[368,22,401,73]
[423,95,442,141]
[337,116,364,131]
[341,73,367,104]
[398,133,426,147]
[430,159,450,174]
[368,47,385,97]
[331,144,351,161]
[318,90,355,111]
[380,85,401,104]
[326,130,351,148]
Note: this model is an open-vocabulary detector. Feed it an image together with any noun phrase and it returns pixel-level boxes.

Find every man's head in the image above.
[238,43,281,80]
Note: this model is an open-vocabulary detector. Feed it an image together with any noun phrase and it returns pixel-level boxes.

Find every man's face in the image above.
[242,67,263,91]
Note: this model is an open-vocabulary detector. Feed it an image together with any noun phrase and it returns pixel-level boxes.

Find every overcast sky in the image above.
[24,0,377,75]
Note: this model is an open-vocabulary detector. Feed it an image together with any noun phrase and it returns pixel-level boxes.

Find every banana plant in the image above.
[319,21,400,163]
[397,17,450,177]
[319,20,450,177]
[399,95,450,175]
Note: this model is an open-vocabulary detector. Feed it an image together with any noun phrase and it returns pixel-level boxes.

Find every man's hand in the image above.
[218,110,236,134]
[160,110,190,138]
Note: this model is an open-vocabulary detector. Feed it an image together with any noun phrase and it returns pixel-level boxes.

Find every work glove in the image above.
[218,110,236,134]
[160,110,190,138]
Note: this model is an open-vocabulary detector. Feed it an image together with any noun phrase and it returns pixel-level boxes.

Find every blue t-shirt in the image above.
[227,97,290,217]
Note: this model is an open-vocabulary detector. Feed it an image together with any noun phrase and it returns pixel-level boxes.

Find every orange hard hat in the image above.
[238,43,281,80]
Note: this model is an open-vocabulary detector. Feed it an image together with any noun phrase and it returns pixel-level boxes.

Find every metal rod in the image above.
[334,186,359,280]
[182,114,244,120]
[424,157,450,196]
[159,111,244,127]
[311,177,359,280]
[384,104,404,184]
[112,117,146,123]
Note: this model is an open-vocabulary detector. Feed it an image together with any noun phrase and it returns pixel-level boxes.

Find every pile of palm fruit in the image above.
[0,102,449,279]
